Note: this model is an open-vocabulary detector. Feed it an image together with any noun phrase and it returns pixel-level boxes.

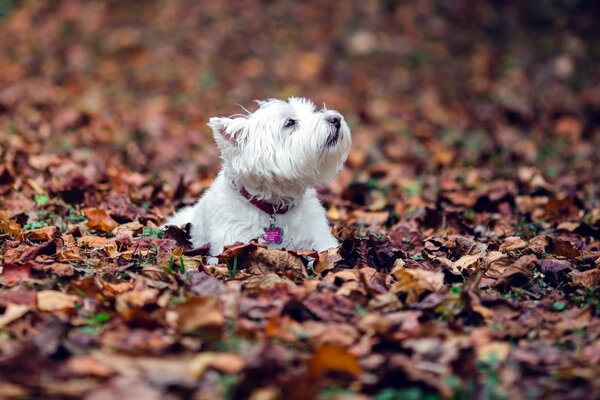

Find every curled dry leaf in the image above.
[168,296,224,332]
[115,288,159,317]
[391,265,444,303]
[0,212,21,236]
[243,247,307,282]
[499,236,528,252]
[452,253,482,272]
[537,259,572,281]
[570,268,600,288]
[314,247,342,274]
[242,273,295,291]
[528,235,550,255]
[483,251,512,279]
[494,254,538,286]
[17,226,59,242]
[83,208,119,232]
[551,238,581,259]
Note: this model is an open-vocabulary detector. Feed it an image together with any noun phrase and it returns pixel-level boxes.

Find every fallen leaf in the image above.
[483,251,512,279]
[168,296,224,332]
[314,247,343,274]
[307,345,362,377]
[1,262,34,284]
[537,259,572,281]
[66,356,114,378]
[37,290,79,311]
[476,341,511,363]
[552,238,580,259]
[391,265,444,303]
[570,268,600,288]
[494,254,537,286]
[31,262,75,277]
[188,352,245,378]
[499,236,527,251]
[83,208,118,232]
[0,303,29,328]
[452,253,482,272]
[243,247,307,283]
[115,288,159,317]
[0,214,21,236]
[17,226,59,242]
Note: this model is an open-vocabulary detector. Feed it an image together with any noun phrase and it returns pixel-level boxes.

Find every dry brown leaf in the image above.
[188,352,245,378]
[83,208,118,232]
[499,236,527,252]
[0,303,29,328]
[528,235,550,255]
[169,296,224,332]
[0,212,21,236]
[17,226,59,242]
[77,235,114,248]
[391,265,444,303]
[484,251,512,279]
[552,238,580,259]
[66,356,114,378]
[244,247,307,282]
[37,290,79,311]
[495,254,538,285]
[314,247,343,274]
[452,253,482,272]
[242,273,295,291]
[307,344,362,377]
[115,288,159,315]
[34,262,75,277]
[302,321,359,347]
[571,268,600,288]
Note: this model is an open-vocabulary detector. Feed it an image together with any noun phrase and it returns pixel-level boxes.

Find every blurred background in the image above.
[0,0,599,215]
[2,3,600,398]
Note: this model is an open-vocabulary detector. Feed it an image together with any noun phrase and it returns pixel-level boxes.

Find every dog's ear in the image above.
[208,117,246,147]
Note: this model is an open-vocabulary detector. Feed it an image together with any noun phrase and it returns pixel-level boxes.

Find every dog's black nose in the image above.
[326,115,341,129]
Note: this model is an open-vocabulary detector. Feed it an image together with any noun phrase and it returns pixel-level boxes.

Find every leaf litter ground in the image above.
[1,1,599,399]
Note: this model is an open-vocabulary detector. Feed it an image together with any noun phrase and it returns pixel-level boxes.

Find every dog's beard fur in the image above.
[208,97,351,205]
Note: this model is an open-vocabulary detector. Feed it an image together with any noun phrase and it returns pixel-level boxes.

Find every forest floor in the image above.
[1,1,599,399]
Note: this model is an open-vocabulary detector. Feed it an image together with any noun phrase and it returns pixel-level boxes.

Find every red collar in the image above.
[239,187,290,215]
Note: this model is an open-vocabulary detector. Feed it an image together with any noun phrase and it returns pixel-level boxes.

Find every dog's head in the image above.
[208,97,351,199]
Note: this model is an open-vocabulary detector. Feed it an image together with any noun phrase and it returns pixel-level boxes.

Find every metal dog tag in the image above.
[263,226,283,246]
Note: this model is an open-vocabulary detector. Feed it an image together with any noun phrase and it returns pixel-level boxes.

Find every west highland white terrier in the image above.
[166,97,351,256]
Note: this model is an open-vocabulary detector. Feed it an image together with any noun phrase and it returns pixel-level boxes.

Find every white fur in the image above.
[165,97,351,256]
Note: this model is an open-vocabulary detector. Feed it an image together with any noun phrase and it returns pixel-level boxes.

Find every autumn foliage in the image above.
[1,1,599,399]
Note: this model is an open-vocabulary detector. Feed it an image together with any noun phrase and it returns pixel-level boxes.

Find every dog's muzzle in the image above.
[325,114,342,147]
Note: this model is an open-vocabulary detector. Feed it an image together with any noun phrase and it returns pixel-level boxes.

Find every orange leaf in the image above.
[83,208,118,232]
[307,345,362,377]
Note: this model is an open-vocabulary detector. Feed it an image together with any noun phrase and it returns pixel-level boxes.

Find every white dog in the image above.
[166,97,351,256]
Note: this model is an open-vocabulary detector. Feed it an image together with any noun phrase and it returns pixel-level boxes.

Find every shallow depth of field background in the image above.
[2,0,599,185]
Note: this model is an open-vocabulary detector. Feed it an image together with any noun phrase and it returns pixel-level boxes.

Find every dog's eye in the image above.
[284,119,297,128]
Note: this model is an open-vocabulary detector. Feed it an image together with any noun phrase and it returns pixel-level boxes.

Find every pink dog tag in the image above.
[263,226,283,245]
